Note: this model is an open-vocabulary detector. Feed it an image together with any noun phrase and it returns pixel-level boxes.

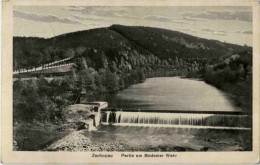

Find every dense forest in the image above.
[13,25,250,70]
[203,50,252,112]
[13,25,252,124]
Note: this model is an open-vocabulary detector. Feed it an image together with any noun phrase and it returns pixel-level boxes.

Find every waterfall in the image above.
[101,111,250,130]
[106,111,111,123]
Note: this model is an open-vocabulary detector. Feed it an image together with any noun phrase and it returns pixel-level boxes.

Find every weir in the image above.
[99,109,251,130]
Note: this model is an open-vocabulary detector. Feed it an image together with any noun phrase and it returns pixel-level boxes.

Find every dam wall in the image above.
[99,110,251,130]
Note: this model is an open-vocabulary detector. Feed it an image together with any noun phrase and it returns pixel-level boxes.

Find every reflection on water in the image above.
[84,77,241,111]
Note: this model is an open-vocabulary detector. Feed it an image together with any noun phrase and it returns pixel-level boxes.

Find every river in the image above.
[102,77,240,111]
[82,77,251,151]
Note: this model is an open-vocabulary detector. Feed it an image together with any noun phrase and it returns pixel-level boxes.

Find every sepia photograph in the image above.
[1,0,260,164]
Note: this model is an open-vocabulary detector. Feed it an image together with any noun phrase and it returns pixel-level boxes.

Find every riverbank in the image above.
[45,130,125,151]
[42,125,249,152]
[13,123,72,151]
[13,104,94,151]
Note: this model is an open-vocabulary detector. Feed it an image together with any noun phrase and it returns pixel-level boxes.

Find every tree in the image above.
[28,50,42,69]
[98,52,108,69]
[15,80,39,122]
[137,69,145,82]
[109,61,118,73]
[81,57,88,70]
[94,74,105,92]
[65,48,75,58]
[75,47,86,57]
[42,47,52,66]
[119,78,125,89]
[162,60,169,66]
[83,74,96,93]
[37,77,51,96]
[105,71,119,92]
[35,96,57,122]
[238,64,245,80]
[175,56,179,66]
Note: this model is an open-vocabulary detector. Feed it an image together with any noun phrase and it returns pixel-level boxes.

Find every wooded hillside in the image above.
[13,25,251,71]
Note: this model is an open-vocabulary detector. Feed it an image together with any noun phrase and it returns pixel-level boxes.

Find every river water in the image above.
[82,77,251,151]
[102,77,240,111]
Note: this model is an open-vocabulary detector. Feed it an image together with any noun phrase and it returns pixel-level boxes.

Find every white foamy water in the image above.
[101,111,250,129]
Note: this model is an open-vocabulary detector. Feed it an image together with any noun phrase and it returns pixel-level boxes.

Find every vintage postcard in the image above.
[1,0,260,164]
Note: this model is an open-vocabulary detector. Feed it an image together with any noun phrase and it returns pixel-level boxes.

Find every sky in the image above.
[13,6,252,46]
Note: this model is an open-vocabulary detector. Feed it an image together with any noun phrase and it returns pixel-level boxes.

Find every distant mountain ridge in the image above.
[109,25,249,59]
[13,25,250,70]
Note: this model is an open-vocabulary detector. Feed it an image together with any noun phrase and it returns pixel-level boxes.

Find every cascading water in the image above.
[100,111,250,130]
[106,111,111,123]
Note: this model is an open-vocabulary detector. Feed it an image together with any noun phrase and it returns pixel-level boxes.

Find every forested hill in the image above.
[110,25,249,59]
[13,25,250,70]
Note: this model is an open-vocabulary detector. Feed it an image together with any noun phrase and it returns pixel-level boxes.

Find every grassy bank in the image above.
[13,123,71,151]
[213,81,252,112]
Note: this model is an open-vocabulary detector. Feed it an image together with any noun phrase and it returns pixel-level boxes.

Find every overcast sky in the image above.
[14,6,252,46]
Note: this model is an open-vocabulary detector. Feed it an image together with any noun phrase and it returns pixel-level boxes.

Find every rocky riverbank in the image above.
[45,130,125,151]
